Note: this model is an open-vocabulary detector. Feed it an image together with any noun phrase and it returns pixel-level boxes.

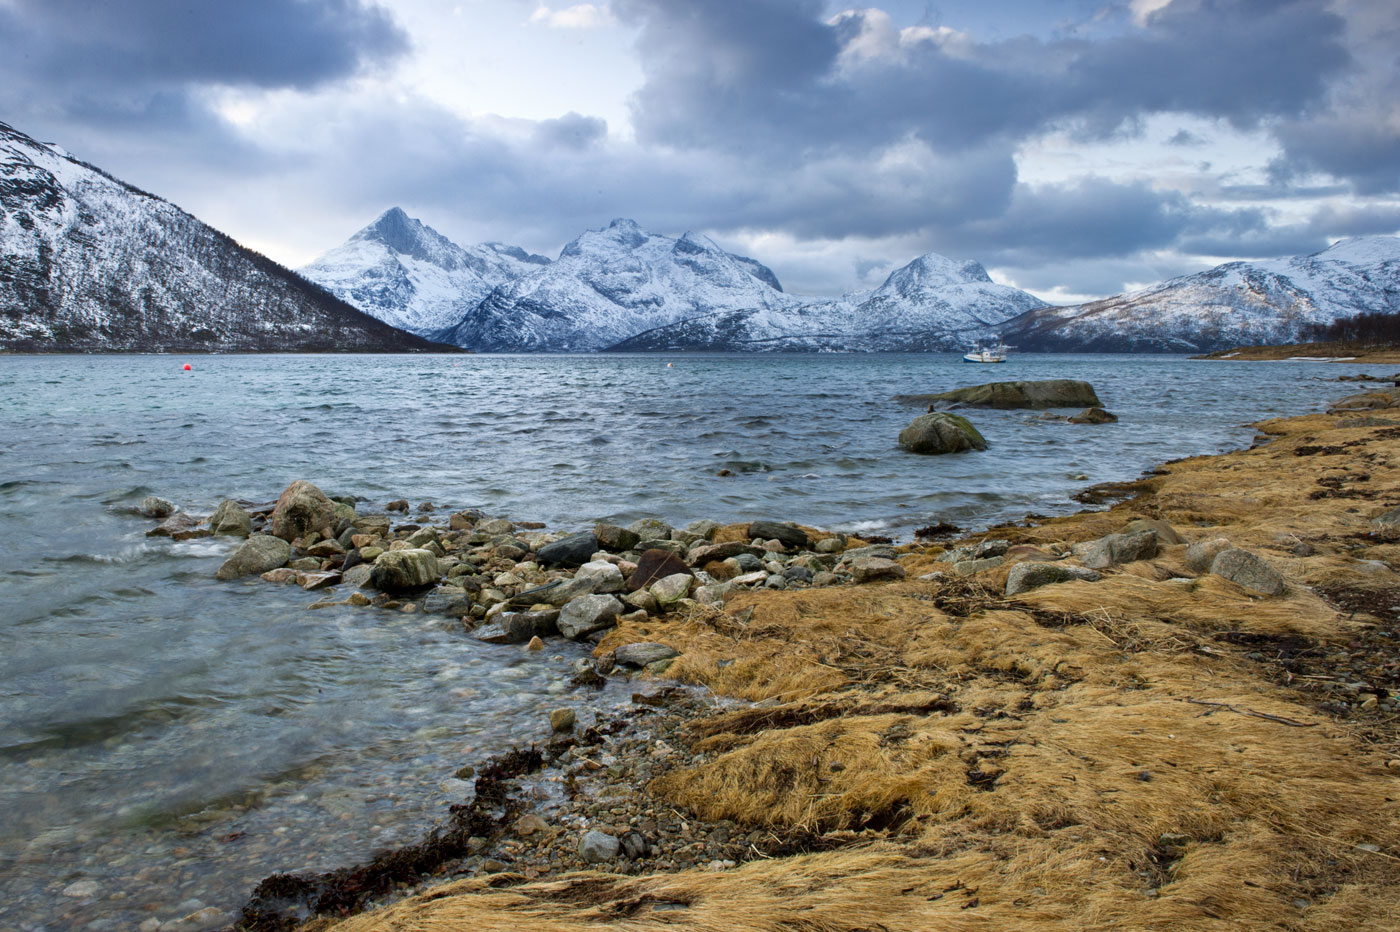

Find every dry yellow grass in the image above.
[315,407,1400,932]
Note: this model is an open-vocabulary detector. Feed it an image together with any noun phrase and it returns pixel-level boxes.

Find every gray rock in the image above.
[510,577,596,608]
[615,642,680,667]
[492,537,532,562]
[620,831,650,859]
[1005,562,1102,596]
[842,544,898,562]
[423,587,474,616]
[1124,518,1184,545]
[636,538,687,556]
[899,379,1101,410]
[1184,537,1233,574]
[575,560,625,593]
[688,540,765,566]
[685,519,721,541]
[815,537,845,554]
[370,549,441,591]
[898,412,987,455]
[733,552,765,572]
[595,523,641,552]
[579,830,620,863]
[627,518,674,541]
[138,496,176,518]
[147,512,204,539]
[215,534,291,580]
[476,517,515,536]
[941,539,1010,563]
[549,708,576,733]
[209,499,252,537]
[557,594,623,639]
[269,480,337,543]
[850,556,906,583]
[747,520,809,550]
[1210,548,1285,596]
[650,573,693,605]
[537,531,599,568]
[1372,506,1400,533]
[405,527,439,549]
[1081,530,1157,569]
[342,563,374,587]
[783,565,814,583]
[623,589,660,614]
[954,556,1004,576]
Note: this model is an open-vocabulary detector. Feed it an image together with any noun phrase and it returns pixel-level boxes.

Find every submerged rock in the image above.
[1068,407,1118,424]
[898,412,987,455]
[899,379,1101,410]
[215,534,291,580]
[138,496,176,518]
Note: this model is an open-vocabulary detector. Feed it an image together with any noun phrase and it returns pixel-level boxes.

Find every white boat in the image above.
[962,341,1008,363]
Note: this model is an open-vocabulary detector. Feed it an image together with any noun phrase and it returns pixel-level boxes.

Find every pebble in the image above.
[63,880,100,898]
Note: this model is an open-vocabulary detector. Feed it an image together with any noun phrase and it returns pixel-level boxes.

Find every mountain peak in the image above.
[876,252,992,299]
[357,206,433,258]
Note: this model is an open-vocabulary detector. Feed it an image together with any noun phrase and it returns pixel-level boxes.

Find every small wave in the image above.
[42,546,152,566]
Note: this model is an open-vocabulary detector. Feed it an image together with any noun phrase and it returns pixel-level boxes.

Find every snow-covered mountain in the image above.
[0,121,442,353]
[608,252,1047,352]
[1002,237,1400,352]
[299,207,550,339]
[442,219,794,352]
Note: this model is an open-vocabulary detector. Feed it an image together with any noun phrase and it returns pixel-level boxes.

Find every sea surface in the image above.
[0,351,1387,931]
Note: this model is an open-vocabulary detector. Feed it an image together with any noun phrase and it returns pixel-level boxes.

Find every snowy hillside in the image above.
[609,252,1046,352]
[0,122,443,353]
[1003,237,1400,352]
[299,207,550,339]
[443,219,794,352]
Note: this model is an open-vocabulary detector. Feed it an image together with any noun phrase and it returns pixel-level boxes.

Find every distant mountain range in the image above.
[3,117,1396,355]
[305,208,1399,355]
[1004,237,1400,352]
[0,121,445,353]
[302,211,1048,352]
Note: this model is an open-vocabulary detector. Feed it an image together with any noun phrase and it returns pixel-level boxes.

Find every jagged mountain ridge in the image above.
[1002,237,1400,352]
[307,212,1048,353]
[608,251,1047,352]
[441,219,795,352]
[0,121,444,353]
[299,207,550,338]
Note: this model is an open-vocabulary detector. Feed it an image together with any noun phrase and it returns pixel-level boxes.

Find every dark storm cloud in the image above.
[613,0,1349,156]
[0,0,408,91]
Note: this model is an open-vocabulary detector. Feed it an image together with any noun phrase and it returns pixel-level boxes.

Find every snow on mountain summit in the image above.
[1003,235,1400,352]
[443,219,792,352]
[300,208,549,338]
[0,121,439,353]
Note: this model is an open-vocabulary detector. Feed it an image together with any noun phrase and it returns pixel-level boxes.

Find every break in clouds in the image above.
[0,0,1396,297]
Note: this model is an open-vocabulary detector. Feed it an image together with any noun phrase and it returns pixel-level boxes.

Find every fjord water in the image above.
[0,352,1380,929]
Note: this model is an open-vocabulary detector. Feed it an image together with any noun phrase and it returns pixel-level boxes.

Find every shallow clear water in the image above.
[0,351,1384,930]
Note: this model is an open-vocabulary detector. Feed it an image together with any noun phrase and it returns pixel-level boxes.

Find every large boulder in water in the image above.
[270,480,337,542]
[898,379,1101,409]
[210,499,253,537]
[215,534,291,580]
[370,548,441,591]
[898,413,987,455]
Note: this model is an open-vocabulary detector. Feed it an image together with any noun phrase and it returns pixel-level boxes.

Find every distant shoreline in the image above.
[1195,340,1400,364]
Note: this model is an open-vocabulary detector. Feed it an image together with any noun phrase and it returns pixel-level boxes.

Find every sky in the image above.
[1,0,1397,303]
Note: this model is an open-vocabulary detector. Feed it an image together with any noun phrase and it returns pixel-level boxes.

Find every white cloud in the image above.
[530,3,614,29]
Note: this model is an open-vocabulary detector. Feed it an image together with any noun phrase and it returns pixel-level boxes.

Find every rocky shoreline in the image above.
[128,375,1400,932]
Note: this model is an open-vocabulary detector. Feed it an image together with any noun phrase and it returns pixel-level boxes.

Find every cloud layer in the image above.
[0,0,1396,299]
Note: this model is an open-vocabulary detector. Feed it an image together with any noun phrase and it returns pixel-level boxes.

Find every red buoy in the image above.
[183,363,192,371]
